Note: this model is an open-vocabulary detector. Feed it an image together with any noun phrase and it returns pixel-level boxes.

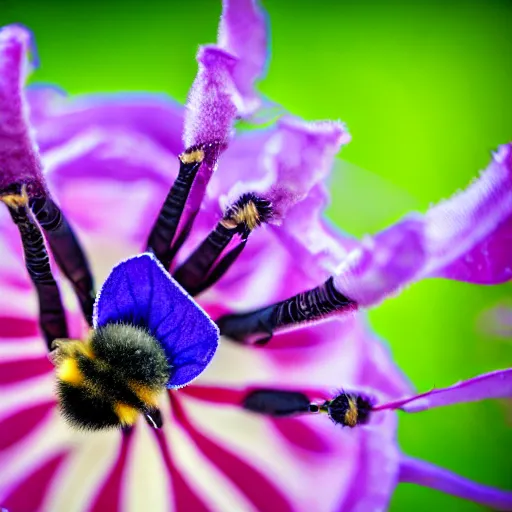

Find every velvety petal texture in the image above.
[183,46,238,150]
[222,116,350,222]
[0,25,47,195]
[218,0,268,115]
[94,253,219,387]
[374,368,512,413]
[334,144,512,307]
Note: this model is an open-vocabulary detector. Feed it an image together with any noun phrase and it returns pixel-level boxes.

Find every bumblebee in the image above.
[1,145,220,431]
[52,324,169,430]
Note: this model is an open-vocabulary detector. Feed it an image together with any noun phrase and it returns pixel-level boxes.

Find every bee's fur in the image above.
[56,323,170,430]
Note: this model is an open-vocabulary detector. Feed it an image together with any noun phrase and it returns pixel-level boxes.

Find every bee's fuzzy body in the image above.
[56,323,170,430]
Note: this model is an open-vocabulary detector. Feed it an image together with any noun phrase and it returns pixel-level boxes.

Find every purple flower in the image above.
[0,2,511,512]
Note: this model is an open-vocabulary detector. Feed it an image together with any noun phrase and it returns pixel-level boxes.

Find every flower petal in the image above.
[1,452,69,511]
[0,25,46,196]
[221,116,350,223]
[184,46,238,150]
[27,87,184,155]
[93,253,219,388]
[430,144,512,284]
[333,144,512,307]
[218,0,269,115]
[399,455,512,510]
[374,368,512,413]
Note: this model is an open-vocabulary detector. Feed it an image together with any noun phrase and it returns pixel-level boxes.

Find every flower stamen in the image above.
[173,193,272,296]
[1,186,68,348]
[242,389,312,416]
[217,277,357,344]
[30,196,95,325]
[146,145,205,270]
[322,392,372,428]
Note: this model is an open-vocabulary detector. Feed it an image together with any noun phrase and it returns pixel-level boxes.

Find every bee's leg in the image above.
[146,147,204,270]
[30,196,95,326]
[2,189,68,349]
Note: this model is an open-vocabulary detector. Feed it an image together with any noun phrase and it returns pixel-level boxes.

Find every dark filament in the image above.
[217,277,357,345]
[173,193,272,296]
[243,389,312,416]
[146,147,204,269]
[30,196,95,325]
[173,223,238,296]
[3,197,68,348]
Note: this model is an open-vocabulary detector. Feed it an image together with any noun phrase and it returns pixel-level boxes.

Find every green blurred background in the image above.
[1,0,511,509]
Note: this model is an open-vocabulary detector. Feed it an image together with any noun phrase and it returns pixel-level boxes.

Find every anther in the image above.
[322,392,372,428]
[217,277,357,345]
[146,145,205,269]
[173,193,272,296]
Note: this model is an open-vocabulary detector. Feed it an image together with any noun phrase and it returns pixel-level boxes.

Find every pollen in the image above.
[221,193,273,233]
[114,402,140,427]
[325,392,373,428]
[344,397,359,427]
[231,201,260,230]
[0,185,28,208]
[179,148,205,164]
[57,358,84,386]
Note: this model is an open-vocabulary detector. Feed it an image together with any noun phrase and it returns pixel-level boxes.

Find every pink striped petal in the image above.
[374,368,512,413]
[399,456,512,510]
[218,0,268,115]
[0,316,38,338]
[0,401,54,451]
[153,429,209,512]
[89,432,133,512]
[170,394,295,512]
[1,452,68,511]
[0,25,47,196]
[271,417,333,454]
[334,144,512,307]
[0,356,52,386]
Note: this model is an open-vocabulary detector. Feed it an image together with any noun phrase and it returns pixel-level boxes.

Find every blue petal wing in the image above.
[93,253,219,388]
